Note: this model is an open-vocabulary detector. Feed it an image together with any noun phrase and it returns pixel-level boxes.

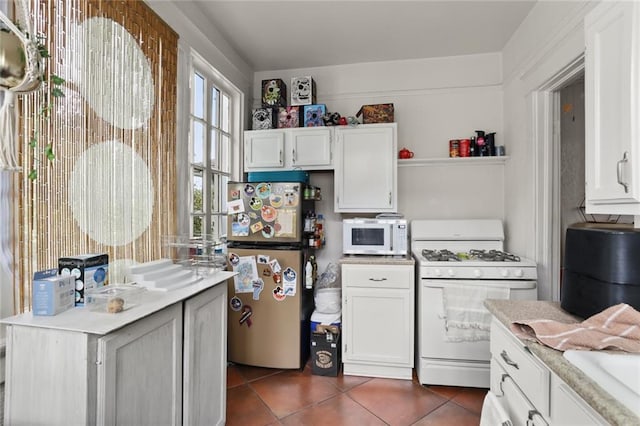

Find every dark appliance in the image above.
[561,223,640,318]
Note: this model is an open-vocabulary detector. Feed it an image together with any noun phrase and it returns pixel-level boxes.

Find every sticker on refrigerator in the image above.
[227,199,245,214]
[273,286,286,301]
[269,258,282,273]
[261,224,275,239]
[275,209,296,237]
[249,197,263,210]
[261,206,277,222]
[237,213,250,227]
[243,184,255,196]
[228,253,240,266]
[239,306,252,326]
[233,256,259,293]
[269,193,283,208]
[250,221,264,234]
[283,190,299,207]
[257,255,270,264]
[231,222,249,237]
[252,278,264,300]
[256,183,271,199]
[230,296,243,311]
[283,267,297,296]
[230,188,241,199]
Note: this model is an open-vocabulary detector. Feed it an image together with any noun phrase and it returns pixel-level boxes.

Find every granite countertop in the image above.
[339,254,415,265]
[485,299,639,426]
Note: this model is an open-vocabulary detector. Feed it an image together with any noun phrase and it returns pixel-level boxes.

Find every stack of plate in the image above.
[127,259,202,292]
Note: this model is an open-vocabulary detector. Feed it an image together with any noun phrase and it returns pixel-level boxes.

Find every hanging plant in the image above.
[26,38,65,181]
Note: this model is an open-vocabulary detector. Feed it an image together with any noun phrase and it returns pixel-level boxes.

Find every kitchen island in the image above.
[485,299,639,425]
[2,270,235,426]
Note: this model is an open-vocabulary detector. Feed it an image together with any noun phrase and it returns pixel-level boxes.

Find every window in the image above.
[189,59,236,240]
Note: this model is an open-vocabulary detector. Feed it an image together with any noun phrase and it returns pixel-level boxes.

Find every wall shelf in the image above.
[397,156,509,167]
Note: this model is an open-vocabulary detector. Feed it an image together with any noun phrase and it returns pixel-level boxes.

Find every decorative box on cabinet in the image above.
[340,259,414,379]
[244,127,333,171]
[585,1,640,215]
[2,273,232,426]
[334,123,397,213]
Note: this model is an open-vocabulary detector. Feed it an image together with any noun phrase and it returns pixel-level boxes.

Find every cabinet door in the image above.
[551,375,607,425]
[245,129,285,170]
[334,124,397,212]
[585,2,640,213]
[183,283,228,426]
[96,303,183,426]
[342,287,413,366]
[290,127,332,169]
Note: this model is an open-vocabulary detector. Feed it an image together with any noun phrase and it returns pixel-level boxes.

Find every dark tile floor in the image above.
[226,362,487,426]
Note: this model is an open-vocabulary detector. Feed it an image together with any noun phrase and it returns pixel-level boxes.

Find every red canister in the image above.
[459,139,470,157]
[449,139,460,157]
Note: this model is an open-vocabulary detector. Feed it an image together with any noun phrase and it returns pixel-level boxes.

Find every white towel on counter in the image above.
[442,284,510,342]
[479,391,513,426]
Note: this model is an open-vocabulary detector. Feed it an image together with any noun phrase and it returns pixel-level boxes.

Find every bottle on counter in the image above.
[475,130,486,156]
[469,137,477,157]
[305,258,314,289]
[315,214,324,247]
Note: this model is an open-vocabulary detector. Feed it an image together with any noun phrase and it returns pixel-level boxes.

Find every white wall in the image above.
[502,1,597,299]
[255,54,505,271]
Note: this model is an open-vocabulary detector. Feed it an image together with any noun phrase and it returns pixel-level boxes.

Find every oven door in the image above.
[419,279,537,361]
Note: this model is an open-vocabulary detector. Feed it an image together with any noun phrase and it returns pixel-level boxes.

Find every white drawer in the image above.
[490,319,550,416]
[492,358,548,426]
[342,264,412,289]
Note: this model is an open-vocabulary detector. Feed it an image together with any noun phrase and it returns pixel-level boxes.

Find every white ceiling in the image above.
[185,0,537,71]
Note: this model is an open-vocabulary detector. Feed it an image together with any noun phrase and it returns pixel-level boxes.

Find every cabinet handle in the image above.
[500,350,519,369]
[617,151,629,193]
[292,148,296,163]
[369,277,388,282]
[279,150,283,165]
[526,409,543,426]
[388,192,392,206]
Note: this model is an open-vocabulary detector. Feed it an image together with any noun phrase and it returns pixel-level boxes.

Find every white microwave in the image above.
[343,218,408,255]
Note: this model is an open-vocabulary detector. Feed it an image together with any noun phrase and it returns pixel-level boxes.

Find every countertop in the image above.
[340,254,415,265]
[485,299,639,426]
[1,271,235,335]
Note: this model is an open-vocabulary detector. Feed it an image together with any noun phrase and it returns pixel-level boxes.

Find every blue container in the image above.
[247,170,309,183]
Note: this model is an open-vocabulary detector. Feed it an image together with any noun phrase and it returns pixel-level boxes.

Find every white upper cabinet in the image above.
[334,123,398,213]
[244,127,332,171]
[585,1,640,214]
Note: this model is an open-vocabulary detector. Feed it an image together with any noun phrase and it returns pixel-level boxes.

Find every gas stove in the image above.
[421,249,521,262]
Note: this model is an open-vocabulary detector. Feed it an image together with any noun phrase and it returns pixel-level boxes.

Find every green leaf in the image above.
[45,145,55,161]
[51,87,65,98]
[27,169,37,181]
[51,75,66,85]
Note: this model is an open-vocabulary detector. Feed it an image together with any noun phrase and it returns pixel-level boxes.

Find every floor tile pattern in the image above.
[226,363,486,426]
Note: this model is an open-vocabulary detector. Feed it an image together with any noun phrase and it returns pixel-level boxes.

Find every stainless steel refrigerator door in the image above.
[226,247,310,369]
[227,182,306,244]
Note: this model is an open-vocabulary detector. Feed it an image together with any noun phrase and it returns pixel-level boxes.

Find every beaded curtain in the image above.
[14,0,178,312]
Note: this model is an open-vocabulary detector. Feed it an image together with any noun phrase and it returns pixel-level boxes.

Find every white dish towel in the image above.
[442,284,510,342]
[480,391,513,426]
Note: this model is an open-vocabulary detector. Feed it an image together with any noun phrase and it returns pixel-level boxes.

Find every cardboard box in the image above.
[252,107,278,130]
[356,103,395,123]
[261,78,287,108]
[311,325,341,376]
[290,76,317,106]
[32,269,75,316]
[278,106,300,128]
[58,253,109,306]
[303,104,326,127]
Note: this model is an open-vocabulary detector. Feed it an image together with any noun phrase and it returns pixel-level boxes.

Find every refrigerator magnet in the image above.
[269,259,282,273]
[231,222,249,236]
[250,221,264,234]
[228,253,240,266]
[257,255,270,264]
[261,224,275,238]
[261,206,277,222]
[273,286,286,302]
[243,184,255,196]
[283,190,299,207]
[252,278,264,300]
[269,193,283,208]
[230,296,242,311]
[256,183,271,199]
[239,306,252,326]
[249,197,263,210]
[227,199,245,214]
[283,267,297,296]
[238,213,250,227]
[272,271,281,284]
[230,189,241,199]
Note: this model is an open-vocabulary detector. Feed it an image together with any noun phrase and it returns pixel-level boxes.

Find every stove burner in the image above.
[421,249,460,261]
[421,249,521,262]
[469,249,521,262]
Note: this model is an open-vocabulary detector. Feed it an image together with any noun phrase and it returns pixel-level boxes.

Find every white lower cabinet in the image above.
[341,262,414,379]
[3,281,228,426]
[489,318,606,426]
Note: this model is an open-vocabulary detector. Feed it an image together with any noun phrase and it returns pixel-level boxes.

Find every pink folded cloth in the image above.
[510,303,640,352]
